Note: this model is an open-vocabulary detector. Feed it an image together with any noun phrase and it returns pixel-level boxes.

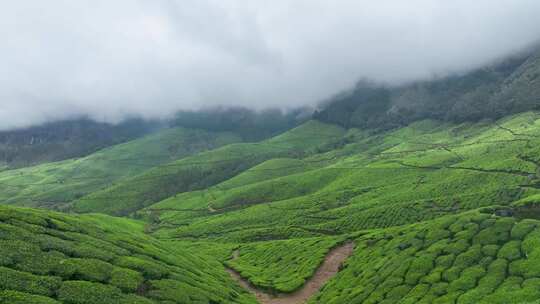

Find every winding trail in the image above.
[226,242,355,304]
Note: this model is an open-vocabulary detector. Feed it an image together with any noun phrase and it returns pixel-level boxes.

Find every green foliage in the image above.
[0,290,60,304]
[172,107,304,141]
[0,127,242,210]
[0,118,158,169]
[5,104,540,304]
[225,237,340,293]
[115,256,169,280]
[0,266,61,296]
[309,212,540,303]
[57,281,151,304]
[52,258,113,282]
[0,205,256,304]
[109,267,144,292]
[73,120,345,216]
[149,113,540,243]
[315,49,536,128]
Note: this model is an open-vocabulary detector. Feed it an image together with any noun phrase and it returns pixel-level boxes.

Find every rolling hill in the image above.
[2,49,540,303]
[0,127,242,210]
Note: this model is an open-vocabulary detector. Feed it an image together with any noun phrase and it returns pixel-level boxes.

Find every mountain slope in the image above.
[142,112,537,243]
[3,97,540,303]
[72,121,345,216]
[315,48,540,129]
[0,205,256,304]
[0,118,159,169]
[312,209,540,304]
[0,127,241,210]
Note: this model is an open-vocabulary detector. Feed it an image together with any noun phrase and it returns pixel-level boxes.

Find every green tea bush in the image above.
[114,256,169,280]
[0,206,257,304]
[53,258,113,282]
[311,212,540,304]
[57,281,132,304]
[0,290,59,304]
[109,267,144,292]
[226,237,340,292]
[0,266,61,296]
[497,240,522,261]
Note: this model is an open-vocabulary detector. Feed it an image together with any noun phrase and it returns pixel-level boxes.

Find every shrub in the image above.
[57,281,128,304]
[436,254,455,268]
[521,229,540,255]
[405,254,435,285]
[497,240,522,261]
[473,219,513,245]
[0,267,61,297]
[430,282,449,296]
[444,239,469,255]
[448,266,485,292]
[0,240,41,267]
[15,250,66,275]
[421,267,443,284]
[385,285,411,301]
[71,243,114,261]
[109,267,144,292]
[114,256,169,280]
[425,239,450,256]
[399,284,430,304]
[425,229,451,245]
[0,290,59,304]
[481,244,500,257]
[510,220,537,240]
[454,245,482,268]
[53,258,113,282]
[442,266,463,282]
[147,279,208,303]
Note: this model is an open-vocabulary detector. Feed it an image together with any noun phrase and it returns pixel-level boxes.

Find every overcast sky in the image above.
[1,0,540,130]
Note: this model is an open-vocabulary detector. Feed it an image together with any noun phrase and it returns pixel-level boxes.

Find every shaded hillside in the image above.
[314,48,539,129]
[0,118,159,169]
[3,112,540,303]
[72,121,345,216]
[172,107,310,142]
[144,112,538,242]
[0,128,241,210]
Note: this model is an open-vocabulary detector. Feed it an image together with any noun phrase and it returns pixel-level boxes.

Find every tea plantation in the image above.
[225,237,342,293]
[310,209,540,304]
[0,127,241,210]
[0,205,256,304]
[3,112,540,303]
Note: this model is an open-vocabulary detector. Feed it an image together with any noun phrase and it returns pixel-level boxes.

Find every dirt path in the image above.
[226,242,355,304]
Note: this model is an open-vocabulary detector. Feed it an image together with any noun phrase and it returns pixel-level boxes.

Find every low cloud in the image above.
[1,0,540,129]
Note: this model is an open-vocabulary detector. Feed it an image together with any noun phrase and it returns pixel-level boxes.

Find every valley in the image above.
[3,3,540,303]
[3,109,540,303]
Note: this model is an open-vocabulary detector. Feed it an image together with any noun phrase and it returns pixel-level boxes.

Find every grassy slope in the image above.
[72,121,345,216]
[4,113,540,303]
[0,127,241,210]
[148,113,539,243]
[0,205,256,304]
[225,237,342,293]
[92,111,540,302]
[311,209,540,304]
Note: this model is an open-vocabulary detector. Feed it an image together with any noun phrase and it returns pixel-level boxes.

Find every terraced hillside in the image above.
[145,113,540,243]
[311,209,540,304]
[0,205,256,304]
[72,121,345,216]
[4,112,540,303]
[0,127,241,210]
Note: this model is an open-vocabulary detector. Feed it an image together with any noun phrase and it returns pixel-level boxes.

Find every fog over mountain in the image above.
[1,0,540,130]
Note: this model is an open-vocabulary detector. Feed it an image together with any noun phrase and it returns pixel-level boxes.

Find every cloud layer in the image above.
[1,0,540,129]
